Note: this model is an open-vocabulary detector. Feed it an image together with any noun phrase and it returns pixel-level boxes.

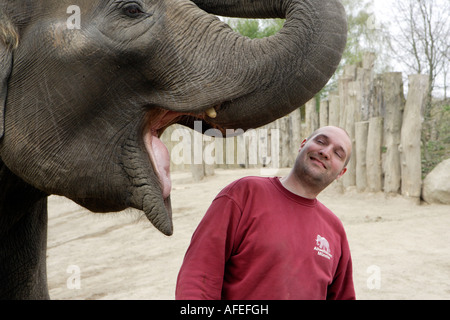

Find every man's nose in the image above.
[319,148,330,159]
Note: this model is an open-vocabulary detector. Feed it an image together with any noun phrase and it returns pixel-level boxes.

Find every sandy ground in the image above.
[47,168,450,300]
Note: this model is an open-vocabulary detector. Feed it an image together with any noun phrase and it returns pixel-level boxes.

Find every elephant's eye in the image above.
[122,3,145,18]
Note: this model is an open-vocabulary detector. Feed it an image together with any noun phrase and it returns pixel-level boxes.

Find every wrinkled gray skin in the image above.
[0,0,346,299]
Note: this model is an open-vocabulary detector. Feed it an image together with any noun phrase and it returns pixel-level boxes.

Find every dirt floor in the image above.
[47,168,450,300]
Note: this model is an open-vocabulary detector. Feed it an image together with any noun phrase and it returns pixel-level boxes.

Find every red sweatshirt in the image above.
[176,176,355,300]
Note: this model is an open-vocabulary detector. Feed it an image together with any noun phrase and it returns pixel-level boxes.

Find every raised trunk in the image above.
[160,0,347,130]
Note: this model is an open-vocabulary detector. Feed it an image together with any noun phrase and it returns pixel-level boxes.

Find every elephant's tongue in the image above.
[144,130,171,199]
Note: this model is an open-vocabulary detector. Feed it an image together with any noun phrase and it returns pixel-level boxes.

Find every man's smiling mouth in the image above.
[310,156,327,169]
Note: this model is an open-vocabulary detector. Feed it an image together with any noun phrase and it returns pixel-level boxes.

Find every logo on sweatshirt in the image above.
[314,235,332,260]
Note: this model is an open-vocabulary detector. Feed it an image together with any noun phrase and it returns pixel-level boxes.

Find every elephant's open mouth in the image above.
[142,106,221,200]
[118,105,224,235]
[142,109,179,201]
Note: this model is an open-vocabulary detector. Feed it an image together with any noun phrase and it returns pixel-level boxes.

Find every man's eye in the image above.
[123,4,144,17]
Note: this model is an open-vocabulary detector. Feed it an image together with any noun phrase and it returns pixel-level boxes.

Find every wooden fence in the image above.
[161,53,430,200]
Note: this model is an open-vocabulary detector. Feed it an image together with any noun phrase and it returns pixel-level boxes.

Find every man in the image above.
[176,126,355,300]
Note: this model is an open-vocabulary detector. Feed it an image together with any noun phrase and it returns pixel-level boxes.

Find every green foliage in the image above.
[226,18,284,39]
[321,0,391,95]
[235,19,261,39]
[422,100,450,177]
[225,2,387,100]
[342,14,366,66]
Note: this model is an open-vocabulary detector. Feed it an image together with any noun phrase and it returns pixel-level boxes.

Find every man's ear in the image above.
[336,167,347,180]
[0,14,19,140]
[298,139,307,152]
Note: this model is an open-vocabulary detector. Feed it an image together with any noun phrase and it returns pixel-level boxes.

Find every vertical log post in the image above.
[400,74,429,199]
[355,121,369,192]
[290,108,302,153]
[342,80,358,188]
[319,100,329,128]
[328,92,340,127]
[382,72,405,194]
[366,117,384,192]
[277,116,291,167]
[338,77,352,130]
[371,74,383,118]
[361,52,376,119]
[305,98,318,135]
[191,127,206,181]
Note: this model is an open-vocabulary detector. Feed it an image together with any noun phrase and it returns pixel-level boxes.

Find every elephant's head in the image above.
[0,0,347,235]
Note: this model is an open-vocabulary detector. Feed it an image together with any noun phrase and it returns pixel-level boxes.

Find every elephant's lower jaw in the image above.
[143,194,173,235]
[141,106,222,199]
[122,106,220,235]
[142,109,178,195]
[143,130,172,200]
[117,119,172,235]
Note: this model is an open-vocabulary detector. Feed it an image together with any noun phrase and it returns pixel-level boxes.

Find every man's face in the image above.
[295,126,352,188]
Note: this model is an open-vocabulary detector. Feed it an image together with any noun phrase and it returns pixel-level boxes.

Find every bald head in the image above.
[306,126,352,167]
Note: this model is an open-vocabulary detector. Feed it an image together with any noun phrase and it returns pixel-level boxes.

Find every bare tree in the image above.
[390,0,449,100]
[388,0,449,161]
[438,37,449,99]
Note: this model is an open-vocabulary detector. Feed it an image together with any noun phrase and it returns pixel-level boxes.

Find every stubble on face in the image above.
[296,152,333,188]
[295,127,351,190]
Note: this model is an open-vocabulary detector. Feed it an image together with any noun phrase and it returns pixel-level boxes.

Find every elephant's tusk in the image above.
[205,107,217,118]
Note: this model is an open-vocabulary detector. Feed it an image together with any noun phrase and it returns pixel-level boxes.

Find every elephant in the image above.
[316,235,331,253]
[0,0,347,299]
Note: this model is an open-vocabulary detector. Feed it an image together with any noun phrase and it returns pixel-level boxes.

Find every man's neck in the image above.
[279,173,320,199]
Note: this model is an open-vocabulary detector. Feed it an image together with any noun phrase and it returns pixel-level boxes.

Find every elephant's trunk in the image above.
[153,0,347,130]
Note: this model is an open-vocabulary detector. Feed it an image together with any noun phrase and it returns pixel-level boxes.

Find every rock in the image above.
[422,158,450,205]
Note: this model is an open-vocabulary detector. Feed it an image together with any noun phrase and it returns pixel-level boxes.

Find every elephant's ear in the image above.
[0,12,18,139]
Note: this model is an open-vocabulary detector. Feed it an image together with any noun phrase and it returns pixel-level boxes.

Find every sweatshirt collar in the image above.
[270,177,317,207]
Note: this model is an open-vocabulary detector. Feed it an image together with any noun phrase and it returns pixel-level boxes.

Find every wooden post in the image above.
[400,74,429,199]
[305,98,318,135]
[343,64,357,80]
[355,121,369,192]
[338,77,352,129]
[342,80,358,188]
[223,135,239,169]
[371,74,383,118]
[338,68,358,189]
[362,52,376,69]
[191,127,205,181]
[366,117,383,192]
[277,116,291,167]
[328,92,340,127]
[357,69,374,121]
[382,72,405,194]
[290,108,302,154]
[360,52,376,120]
[161,124,191,172]
[319,100,329,128]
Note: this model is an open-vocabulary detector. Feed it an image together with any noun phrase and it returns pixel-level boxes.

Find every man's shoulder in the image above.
[226,176,272,191]
[217,176,273,199]
[316,200,347,233]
